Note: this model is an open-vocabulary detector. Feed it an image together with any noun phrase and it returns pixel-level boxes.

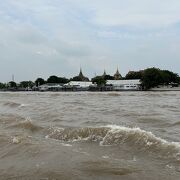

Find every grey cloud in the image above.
[70,0,180,29]
[0,0,179,82]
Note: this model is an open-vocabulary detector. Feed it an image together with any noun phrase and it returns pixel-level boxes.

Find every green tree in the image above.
[178,77,180,84]
[47,76,69,84]
[91,76,106,86]
[28,81,35,88]
[104,75,114,80]
[161,70,179,84]
[71,76,89,81]
[58,77,69,84]
[47,76,59,83]
[8,81,17,88]
[141,68,163,89]
[125,71,143,79]
[0,83,6,89]
[20,81,34,88]
[19,81,29,88]
[71,76,82,81]
[35,78,45,86]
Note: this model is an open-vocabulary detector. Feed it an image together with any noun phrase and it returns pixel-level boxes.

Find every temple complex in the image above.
[102,70,107,77]
[114,68,122,80]
[73,68,89,81]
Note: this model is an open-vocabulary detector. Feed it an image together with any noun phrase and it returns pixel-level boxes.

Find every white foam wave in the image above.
[101,125,180,149]
[47,125,180,158]
[61,143,72,147]
[19,104,29,108]
[11,136,21,144]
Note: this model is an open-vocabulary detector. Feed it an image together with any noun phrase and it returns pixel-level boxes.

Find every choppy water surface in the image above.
[0,91,180,180]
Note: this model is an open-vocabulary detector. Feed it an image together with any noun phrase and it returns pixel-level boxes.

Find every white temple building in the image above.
[106,79,141,91]
[66,81,93,87]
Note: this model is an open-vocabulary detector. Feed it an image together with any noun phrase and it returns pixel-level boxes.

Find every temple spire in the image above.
[73,67,89,81]
[79,67,83,77]
[114,66,122,80]
[116,67,119,74]
[103,69,106,76]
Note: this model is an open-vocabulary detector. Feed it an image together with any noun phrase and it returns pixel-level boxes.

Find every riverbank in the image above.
[151,86,180,91]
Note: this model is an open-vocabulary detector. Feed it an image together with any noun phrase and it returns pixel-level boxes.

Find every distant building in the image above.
[67,81,92,87]
[114,68,122,80]
[39,83,63,91]
[102,70,107,77]
[64,81,93,91]
[72,68,89,81]
[106,79,141,91]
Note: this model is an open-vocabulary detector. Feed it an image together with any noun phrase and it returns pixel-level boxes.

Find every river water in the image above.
[0,91,180,180]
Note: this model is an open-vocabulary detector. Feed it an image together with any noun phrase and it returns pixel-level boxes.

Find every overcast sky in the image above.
[0,0,180,82]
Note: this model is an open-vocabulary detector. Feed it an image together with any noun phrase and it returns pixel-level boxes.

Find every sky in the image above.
[0,0,180,82]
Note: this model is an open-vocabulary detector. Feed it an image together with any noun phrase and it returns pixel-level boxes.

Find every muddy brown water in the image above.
[0,91,180,180]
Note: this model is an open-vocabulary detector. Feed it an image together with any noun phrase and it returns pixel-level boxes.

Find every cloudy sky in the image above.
[0,0,180,82]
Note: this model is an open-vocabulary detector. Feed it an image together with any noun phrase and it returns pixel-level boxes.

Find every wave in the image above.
[46,125,180,158]
[19,104,29,108]
[3,102,28,108]
[11,136,21,144]
[0,114,25,125]
[11,118,42,132]
[4,102,21,107]
[46,126,108,142]
[0,114,42,132]
[100,126,180,156]
[159,105,177,109]
[171,121,180,126]
[107,93,121,97]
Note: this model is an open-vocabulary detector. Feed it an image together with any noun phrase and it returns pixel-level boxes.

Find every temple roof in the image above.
[114,67,122,79]
[79,68,84,77]
[115,68,120,75]
[74,68,89,81]
[103,70,107,76]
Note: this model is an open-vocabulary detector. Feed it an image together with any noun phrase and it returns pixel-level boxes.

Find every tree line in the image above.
[92,67,180,89]
[0,67,179,90]
[125,68,180,89]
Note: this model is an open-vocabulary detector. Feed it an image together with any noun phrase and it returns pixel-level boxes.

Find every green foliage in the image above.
[58,77,69,84]
[1,67,179,91]
[8,81,17,88]
[71,76,89,81]
[160,70,179,84]
[19,81,34,88]
[178,77,180,84]
[47,76,69,84]
[35,78,45,86]
[142,68,180,90]
[141,68,162,89]
[91,76,106,86]
[28,81,35,88]
[91,74,113,86]
[104,75,114,80]
[0,83,6,89]
[125,71,143,79]
[71,76,82,81]
[47,76,59,83]
[125,68,179,90]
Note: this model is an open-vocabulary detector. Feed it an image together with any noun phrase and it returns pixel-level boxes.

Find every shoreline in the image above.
[0,88,180,92]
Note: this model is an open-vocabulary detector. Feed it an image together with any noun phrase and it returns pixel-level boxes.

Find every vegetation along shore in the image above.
[0,67,179,92]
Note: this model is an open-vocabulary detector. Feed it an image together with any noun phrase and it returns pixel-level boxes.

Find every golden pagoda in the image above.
[114,67,122,80]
